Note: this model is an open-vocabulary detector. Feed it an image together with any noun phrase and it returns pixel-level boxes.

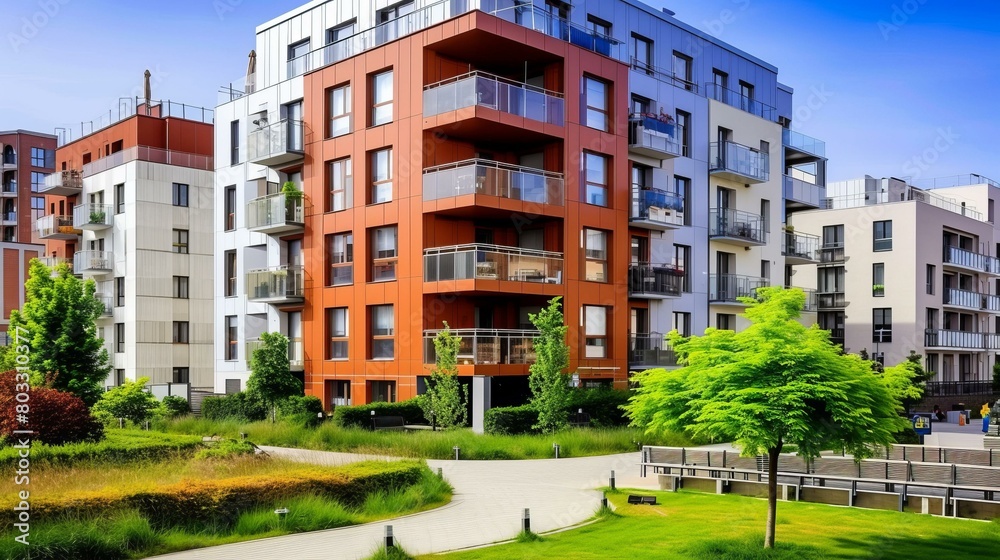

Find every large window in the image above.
[30,172,44,192]
[584,228,608,282]
[874,220,892,251]
[327,83,351,138]
[224,186,236,231]
[370,149,392,204]
[583,76,610,131]
[328,307,349,359]
[672,51,693,90]
[30,147,51,168]
[584,152,609,207]
[172,229,189,254]
[329,157,352,211]
[372,226,398,281]
[115,323,125,353]
[371,70,393,126]
[224,250,237,296]
[630,34,652,73]
[173,321,189,344]
[377,1,414,22]
[873,308,892,343]
[716,314,735,330]
[327,232,353,286]
[584,305,609,358]
[173,276,189,299]
[674,175,691,225]
[371,305,394,359]
[172,183,189,207]
[225,316,237,360]
[230,120,240,165]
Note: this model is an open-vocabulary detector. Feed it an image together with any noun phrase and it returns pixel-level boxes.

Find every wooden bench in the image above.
[627,494,657,505]
[371,416,406,431]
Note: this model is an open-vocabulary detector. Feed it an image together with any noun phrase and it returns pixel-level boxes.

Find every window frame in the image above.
[370,148,392,204]
[173,321,190,344]
[371,304,395,360]
[115,323,125,353]
[172,367,190,384]
[874,220,893,251]
[583,75,610,131]
[584,228,608,283]
[583,152,609,207]
[873,308,893,343]
[225,316,238,361]
[371,69,394,126]
[371,226,398,282]
[224,250,237,297]
[873,263,885,297]
[172,183,189,207]
[671,51,693,90]
[172,229,189,254]
[328,232,354,286]
[329,157,353,212]
[328,307,349,360]
[224,186,236,231]
[583,305,609,358]
[630,33,652,73]
[327,83,352,138]
[173,276,189,299]
[115,277,125,307]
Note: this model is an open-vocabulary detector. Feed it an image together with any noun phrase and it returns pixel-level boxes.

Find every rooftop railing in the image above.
[823,188,984,222]
[56,98,214,147]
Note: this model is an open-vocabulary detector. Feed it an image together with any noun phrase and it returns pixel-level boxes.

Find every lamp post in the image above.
[874,328,890,365]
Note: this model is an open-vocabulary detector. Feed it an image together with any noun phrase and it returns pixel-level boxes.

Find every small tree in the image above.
[528,297,570,434]
[889,351,931,414]
[93,377,159,425]
[247,331,301,422]
[417,323,469,429]
[626,287,907,549]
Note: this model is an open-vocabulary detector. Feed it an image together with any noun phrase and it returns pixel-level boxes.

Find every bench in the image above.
[627,494,657,505]
[569,412,591,428]
[371,416,405,431]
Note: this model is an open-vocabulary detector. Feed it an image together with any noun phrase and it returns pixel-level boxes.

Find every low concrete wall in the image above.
[800,486,850,506]
[854,490,900,511]
[680,476,719,493]
[902,495,946,515]
[727,479,798,501]
[953,499,1000,520]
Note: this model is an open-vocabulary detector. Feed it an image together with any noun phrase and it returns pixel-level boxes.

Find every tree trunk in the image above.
[764,442,782,549]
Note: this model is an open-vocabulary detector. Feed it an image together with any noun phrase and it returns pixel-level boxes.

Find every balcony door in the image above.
[287,239,302,267]
[283,101,303,151]
[631,236,647,265]
[942,355,954,382]
[287,310,302,366]
[716,251,735,299]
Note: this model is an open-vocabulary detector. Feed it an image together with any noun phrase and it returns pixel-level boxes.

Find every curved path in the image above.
[150,447,647,559]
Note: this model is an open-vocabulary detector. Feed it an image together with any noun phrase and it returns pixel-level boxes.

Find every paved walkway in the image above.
[150,447,647,560]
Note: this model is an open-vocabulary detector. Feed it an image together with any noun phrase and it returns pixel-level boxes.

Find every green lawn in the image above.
[428,490,999,559]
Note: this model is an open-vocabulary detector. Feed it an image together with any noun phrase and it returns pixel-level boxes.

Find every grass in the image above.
[157,417,696,459]
[426,490,1000,559]
[366,545,417,560]
[0,430,204,468]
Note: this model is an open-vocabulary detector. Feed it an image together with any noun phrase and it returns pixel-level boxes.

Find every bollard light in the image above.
[522,508,531,532]
[553,443,560,459]
[453,446,461,460]
[610,469,616,491]
[274,507,289,521]
[240,432,247,440]
[385,525,394,548]
[438,467,443,478]
[601,491,608,509]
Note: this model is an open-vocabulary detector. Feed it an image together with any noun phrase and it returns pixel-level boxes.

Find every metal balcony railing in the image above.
[943,245,1000,275]
[246,265,305,302]
[924,381,994,397]
[423,328,539,365]
[41,170,82,195]
[924,329,1000,350]
[628,263,683,297]
[632,186,684,228]
[819,243,845,264]
[628,333,678,368]
[781,230,819,262]
[782,129,826,157]
[628,117,683,159]
[943,288,1000,312]
[709,274,768,303]
[422,159,564,205]
[424,244,563,284]
[709,208,766,244]
[710,141,769,182]
[817,292,847,309]
[423,71,565,126]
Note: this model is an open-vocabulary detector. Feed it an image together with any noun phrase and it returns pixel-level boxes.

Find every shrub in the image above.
[278,395,324,426]
[0,431,202,469]
[195,438,255,460]
[0,371,103,445]
[333,400,425,429]
[567,389,631,427]
[160,396,190,417]
[202,392,268,422]
[893,426,921,444]
[93,377,159,425]
[484,405,538,435]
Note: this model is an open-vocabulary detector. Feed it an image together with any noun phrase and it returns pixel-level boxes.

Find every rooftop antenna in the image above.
[143,70,152,115]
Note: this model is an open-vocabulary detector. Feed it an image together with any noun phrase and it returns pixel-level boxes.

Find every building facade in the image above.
[38,100,215,390]
[214,0,826,418]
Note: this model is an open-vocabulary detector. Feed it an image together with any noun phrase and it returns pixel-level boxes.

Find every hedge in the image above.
[201,392,268,422]
[332,400,426,428]
[0,431,203,469]
[0,461,424,530]
[484,389,633,434]
[483,405,537,435]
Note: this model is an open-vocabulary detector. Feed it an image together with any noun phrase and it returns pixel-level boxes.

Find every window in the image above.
[587,15,610,36]
[925,354,939,376]
[328,232,354,286]
[712,69,728,93]
[760,199,770,233]
[328,307,349,359]
[739,80,755,111]
[371,305,394,359]
[873,308,892,343]
[30,196,43,218]
[225,316,237,360]
[172,229,189,254]
[631,95,651,116]
[760,260,770,282]
[673,312,691,337]
[115,323,125,353]
[672,51,693,90]
[327,83,351,138]
[583,152,609,206]
[115,183,125,214]
[30,147,50,168]
[716,314,735,330]
[631,34,652,73]
[224,186,236,230]
[926,308,938,330]
[30,172,44,192]
[115,277,124,307]
[584,306,609,358]
[371,70,393,126]
[584,228,608,282]
[224,251,237,296]
[674,244,691,291]
[372,226,397,281]
[377,1,414,22]
[172,183,189,207]
[287,39,310,77]
[675,110,691,156]
[327,20,356,43]
[230,120,240,165]
[173,321,189,344]
[873,263,885,296]
[583,76,610,131]
[370,149,392,203]
[115,369,125,386]
[172,367,190,384]
[369,380,396,403]
[173,276,189,299]
[328,157,352,212]
[926,264,935,295]
[874,220,892,251]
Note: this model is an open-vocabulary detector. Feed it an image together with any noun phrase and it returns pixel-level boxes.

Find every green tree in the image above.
[625,287,907,549]
[246,331,301,422]
[3,260,110,405]
[93,377,159,425]
[993,361,1000,394]
[417,323,469,429]
[528,297,570,434]
[886,351,931,414]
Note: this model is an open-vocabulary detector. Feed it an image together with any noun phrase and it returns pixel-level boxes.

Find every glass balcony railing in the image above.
[73,203,113,230]
[73,250,113,273]
[424,244,563,284]
[1,180,16,196]
[492,3,620,57]
[782,129,826,157]
[422,159,564,205]
[247,120,304,166]
[710,141,769,183]
[423,328,540,365]
[628,117,683,159]
[628,333,678,369]
[783,174,824,208]
[705,83,777,121]
[943,288,1000,312]
[95,294,113,316]
[709,274,768,304]
[709,208,766,245]
[781,230,819,263]
[36,214,80,239]
[628,263,683,298]
[0,212,15,224]
[632,186,684,229]
[41,170,82,196]
[246,192,304,234]
[943,245,1000,275]
[246,265,305,303]
[423,71,565,126]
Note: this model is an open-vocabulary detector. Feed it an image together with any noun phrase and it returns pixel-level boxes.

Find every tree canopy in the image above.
[528,297,571,434]
[417,323,469,429]
[246,331,301,421]
[626,287,908,549]
[93,376,159,425]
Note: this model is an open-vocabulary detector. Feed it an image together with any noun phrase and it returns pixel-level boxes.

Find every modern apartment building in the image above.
[37,100,215,390]
[791,174,1000,400]
[0,130,56,342]
[214,0,826,420]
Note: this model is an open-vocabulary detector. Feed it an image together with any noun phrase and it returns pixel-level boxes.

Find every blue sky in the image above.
[1,0,997,183]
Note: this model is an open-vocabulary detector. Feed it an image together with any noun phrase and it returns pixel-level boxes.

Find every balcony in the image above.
[422,159,564,212]
[709,208,766,247]
[423,71,565,126]
[628,333,678,370]
[924,329,1000,351]
[943,245,1000,275]
[631,186,684,230]
[247,120,304,167]
[95,294,113,316]
[793,287,818,312]
[710,141,769,184]
[41,170,82,196]
[424,244,563,285]
[628,116,683,160]
[73,250,113,274]
[246,192,304,235]
[818,243,846,266]
[1,179,16,197]
[246,338,264,361]
[817,292,847,309]
[628,263,683,299]
[0,212,15,226]
[783,129,826,159]
[943,288,1000,313]
[37,256,70,270]
[289,337,304,371]
[423,329,539,366]
[709,274,768,305]
[246,265,304,304]
[705,83,777,121]
[36,215,81,240]
[827,327,845,348]
[783,174,824,209]
[73,203,113,231]
[924,381,994,397]
[498,3,620,57]
[781,230,819,265]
